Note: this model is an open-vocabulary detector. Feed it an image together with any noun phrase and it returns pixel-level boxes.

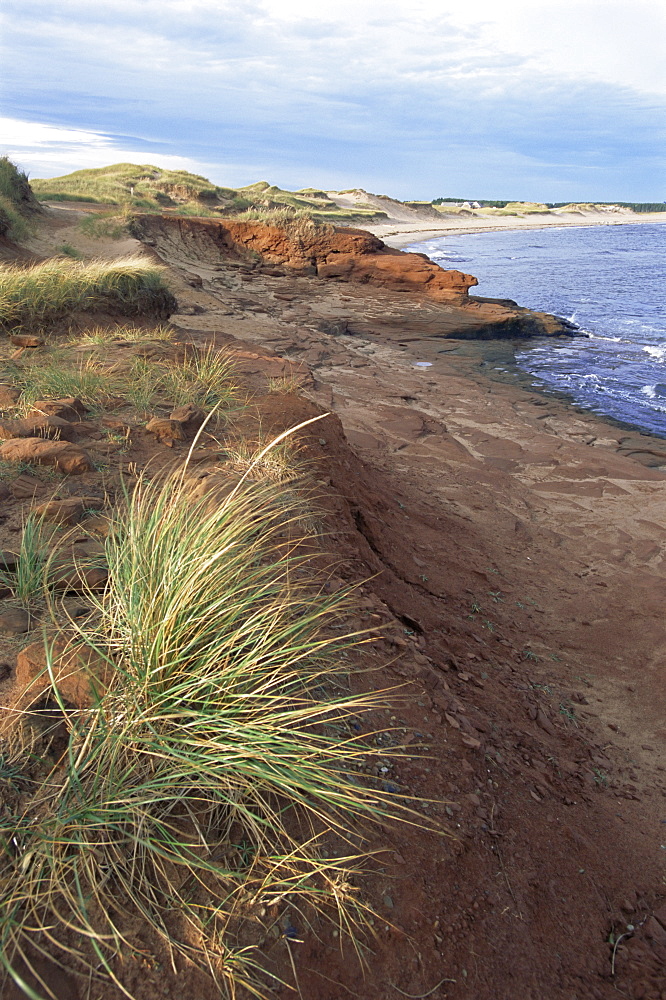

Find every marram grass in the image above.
[3,342,239,417]
[0,446,425,999]
[0,255,175,332]
[0,509,53,606]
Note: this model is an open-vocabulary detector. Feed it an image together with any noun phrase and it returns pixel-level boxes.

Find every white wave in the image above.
[587,332,623,342]
[641,385,657,398]
[643,345,666,362]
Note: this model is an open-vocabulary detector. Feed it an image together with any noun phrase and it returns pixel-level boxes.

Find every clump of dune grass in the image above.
[77,211,129,240]
[3,340,239,422]
[6,351,117,415]
[0,255,176,332]
[266,375,302,395]
[125,344,240,413]
[0,428,420,998]
[232,207,333,238]
[0,510,53,607]
[226,434,306,485]
[224,434,319,532]
[0,158,40,243]
[75,322,175,345]
[0,201,34,243]
[55,243,82,260]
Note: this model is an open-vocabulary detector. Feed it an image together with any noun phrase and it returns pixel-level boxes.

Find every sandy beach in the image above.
[364,209,666,248]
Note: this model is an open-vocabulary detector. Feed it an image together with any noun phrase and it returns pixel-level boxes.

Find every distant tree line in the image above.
[432,197,664,213]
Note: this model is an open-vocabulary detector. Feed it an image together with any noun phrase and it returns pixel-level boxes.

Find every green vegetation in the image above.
[432,197,474,205]
[503,201,550,214]
[56,242,82,259]
[0,458,412,998]
[75,322,175,344]
[0,158,41,242]
[3,340,239,419]
[433,195,665,214]
[266,375,302,394]
[31,164,386,224]
[546,201,666,213]
[0,255,175,331]
[0,511,52,606]
[124,345,240,413]
[77,211,130,240]
[5,353,117,413]
[31,162,221,207]
[230,206,336,235]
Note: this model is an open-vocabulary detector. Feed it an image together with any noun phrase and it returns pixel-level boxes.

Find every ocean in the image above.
[407,223,666,438]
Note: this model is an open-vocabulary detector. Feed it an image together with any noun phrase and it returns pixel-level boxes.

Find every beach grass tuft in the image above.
[0,451,414,998]
[0,510,53,606]
[0,255,176,332]
[6,352,118,414]
[124,344,241,413]
[2,340,240,420]
[75,322,175,345]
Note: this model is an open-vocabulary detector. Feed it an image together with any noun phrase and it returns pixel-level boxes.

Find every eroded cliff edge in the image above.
[129,214,577,340]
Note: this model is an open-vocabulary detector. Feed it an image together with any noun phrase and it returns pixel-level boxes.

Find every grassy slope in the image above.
[0,256,176,331]
[31,164,386,224]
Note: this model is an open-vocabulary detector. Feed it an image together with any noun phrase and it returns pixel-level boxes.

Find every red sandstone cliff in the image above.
[130,216,478,303]
[129,214,575,339]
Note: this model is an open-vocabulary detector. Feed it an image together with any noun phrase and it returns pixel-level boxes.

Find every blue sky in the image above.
[1,0,664,201]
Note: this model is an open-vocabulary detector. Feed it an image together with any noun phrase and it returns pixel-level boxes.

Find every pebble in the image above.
[10,334,44,348]
[0,608,32,634]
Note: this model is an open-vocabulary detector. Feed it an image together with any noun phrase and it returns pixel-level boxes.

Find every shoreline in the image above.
[373,214,666,442]
[3,205,666,1000]
[362,211,666,249]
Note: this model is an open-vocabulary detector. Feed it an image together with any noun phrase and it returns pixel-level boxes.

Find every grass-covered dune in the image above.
[0,158,42,242]
[0,255,176,331]
[31,164,387,224]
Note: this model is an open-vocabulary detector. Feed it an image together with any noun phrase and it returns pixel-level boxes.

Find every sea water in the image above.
[407,224,666,437]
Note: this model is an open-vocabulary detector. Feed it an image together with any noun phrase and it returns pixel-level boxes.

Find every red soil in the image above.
[1,212,664,1000]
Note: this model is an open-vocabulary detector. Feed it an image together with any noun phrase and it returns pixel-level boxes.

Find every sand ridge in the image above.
[323,190,666,247]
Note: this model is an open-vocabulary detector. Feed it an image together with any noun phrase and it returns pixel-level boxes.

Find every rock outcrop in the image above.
[131,215,478,303]
[129,214,577,338]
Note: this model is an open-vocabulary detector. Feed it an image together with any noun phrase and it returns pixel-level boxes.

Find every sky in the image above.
[1,0,665,201]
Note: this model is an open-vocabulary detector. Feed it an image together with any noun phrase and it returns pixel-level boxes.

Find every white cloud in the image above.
[1,1,663,199]
[10,0,665,97]
[258,0,666,96]
[0,118,221,179]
